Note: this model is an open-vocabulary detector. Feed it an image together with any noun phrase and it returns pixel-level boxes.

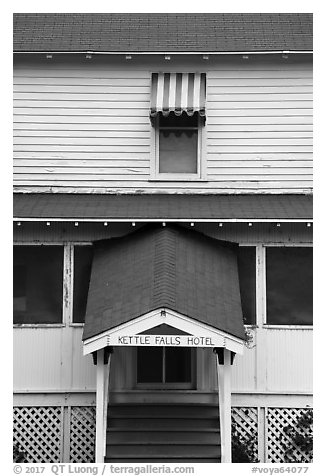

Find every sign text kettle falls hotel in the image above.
[111,335,217,347]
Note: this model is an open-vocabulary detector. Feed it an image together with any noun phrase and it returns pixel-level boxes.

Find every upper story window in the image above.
[150,72,206,179]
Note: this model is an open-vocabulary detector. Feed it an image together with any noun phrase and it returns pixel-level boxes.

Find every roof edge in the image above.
[13,50,313,55]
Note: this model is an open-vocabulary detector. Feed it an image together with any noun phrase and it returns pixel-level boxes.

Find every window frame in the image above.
[150,113,206,181]
[135,346,197,390]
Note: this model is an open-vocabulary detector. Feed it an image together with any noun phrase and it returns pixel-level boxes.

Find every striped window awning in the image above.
[150,72,206,118]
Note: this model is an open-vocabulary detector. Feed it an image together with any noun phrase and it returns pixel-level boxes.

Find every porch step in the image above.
[107,429,220,445]
[107,459,219,463]
[105,403,221,463]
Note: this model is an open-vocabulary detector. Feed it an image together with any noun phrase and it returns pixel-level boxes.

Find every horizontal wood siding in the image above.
[206,63,312,192]
[13,56,312,193]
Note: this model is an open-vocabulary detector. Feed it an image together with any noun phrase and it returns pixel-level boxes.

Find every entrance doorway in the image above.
[136,347,195,388]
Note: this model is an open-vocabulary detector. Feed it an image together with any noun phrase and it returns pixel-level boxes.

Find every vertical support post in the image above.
[258,406,266,463]
[95,348,105,463]
[216,348,232,463]
[256,244,267,390]
[62,405,71,463]
[102,351,112,459]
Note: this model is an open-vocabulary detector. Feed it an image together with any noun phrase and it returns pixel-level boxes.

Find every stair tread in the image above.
[105,459,220,463]
[109,403,219,406]
[107,443,219,446]
[108,415,218,420]
[107,428,219,432]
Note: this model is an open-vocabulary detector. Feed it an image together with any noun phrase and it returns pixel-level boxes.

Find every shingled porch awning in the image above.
[13,193,313,222]
[82,224,246,354]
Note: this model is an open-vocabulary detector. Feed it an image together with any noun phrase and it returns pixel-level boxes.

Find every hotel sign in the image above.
[109,334,223,347]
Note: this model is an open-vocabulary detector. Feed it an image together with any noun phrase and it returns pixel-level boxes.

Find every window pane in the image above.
[165,347,192,383]
[266,247,313,325]
[73,246,93,323]
[137,347,163,383]
[159,130,198,173]
[238,247,256,325]
[13,246,63,324]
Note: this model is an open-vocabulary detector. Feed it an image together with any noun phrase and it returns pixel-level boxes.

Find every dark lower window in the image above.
[266,247,313,325]
[238,246,256,325]
[13,246,63,324]
[73,246,93,323]
[137,347,192,384]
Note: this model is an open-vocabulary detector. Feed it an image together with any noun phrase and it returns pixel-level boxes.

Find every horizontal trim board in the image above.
[14,171,311,179]
[14,93,151,100]
[13,218,312,223]
[13,51,313,55]
[14,101,149,109]
[14,167,150,174]
[14,117,150,124]
[14,109,149,116]
[13,161,312,169]
[207,86,312,92]
[207,117,312,124]
[14,137,151,145]
[14,147,150,152]
[14,160,151,167]
[14,78,151,86]
[13,183,313,190]
[207,129,312,135]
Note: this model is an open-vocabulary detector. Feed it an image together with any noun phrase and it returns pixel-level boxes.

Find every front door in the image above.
[136,346,195,389]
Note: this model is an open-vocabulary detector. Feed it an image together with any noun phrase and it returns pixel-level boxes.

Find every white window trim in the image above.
[150,114,207,181]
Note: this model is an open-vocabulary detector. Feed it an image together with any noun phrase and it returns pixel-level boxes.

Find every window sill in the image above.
[262,325,313,330]
[13,324,65,328]
[149,177,208,183]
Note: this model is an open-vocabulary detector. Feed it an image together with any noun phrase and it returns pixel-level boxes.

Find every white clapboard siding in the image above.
[13,326,312,394]
[231,328,313,393]
[13,327,96,392]
[13,57,313,192]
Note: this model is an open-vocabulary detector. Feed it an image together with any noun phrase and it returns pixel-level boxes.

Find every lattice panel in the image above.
[69,406,96,463]
[267,408,313,463]
[232,407,259,460]
[13,407,62,463]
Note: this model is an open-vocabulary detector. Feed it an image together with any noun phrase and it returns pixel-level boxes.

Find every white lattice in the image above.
[69,407,96,463]
[232,407,259,460]
[13,407,62,463]
[267,408,313,463]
